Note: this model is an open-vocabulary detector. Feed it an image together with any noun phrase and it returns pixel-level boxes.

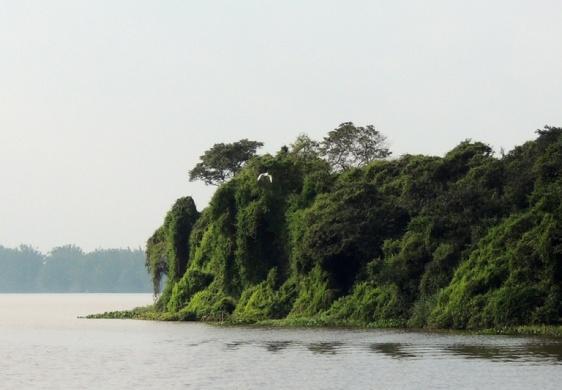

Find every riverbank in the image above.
[86,307,562,338]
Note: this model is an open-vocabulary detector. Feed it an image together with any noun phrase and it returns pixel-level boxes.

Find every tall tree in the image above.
[290,133,320,160]
[189,139,263,185]
[320,122,391,171]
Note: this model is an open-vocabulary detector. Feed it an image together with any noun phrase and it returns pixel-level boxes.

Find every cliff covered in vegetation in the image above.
[141,126,561,330]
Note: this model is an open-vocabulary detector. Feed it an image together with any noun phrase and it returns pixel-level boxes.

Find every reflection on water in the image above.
[225,340,251,350]
[529,344,562,362]
[1,294,562,390]
[447,345,523,362]
[218,336,562,365]
[307,341,344,355]
[184,338,215,348]
[263,340,292,353]
[447,343,562,363]
[369,342,416,359]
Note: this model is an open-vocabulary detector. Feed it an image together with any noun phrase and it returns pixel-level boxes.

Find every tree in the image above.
[320,122,391,171]
[189,139,263,185]
[290,133,320,160]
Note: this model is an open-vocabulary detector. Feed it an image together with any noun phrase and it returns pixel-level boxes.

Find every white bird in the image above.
[257,172,273,183]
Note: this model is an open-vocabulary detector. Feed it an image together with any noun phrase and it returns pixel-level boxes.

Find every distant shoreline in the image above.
[0,292,152,294]
[0,246,152,293]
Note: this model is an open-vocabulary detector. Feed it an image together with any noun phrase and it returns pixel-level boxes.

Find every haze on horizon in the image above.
[1,0,561,252]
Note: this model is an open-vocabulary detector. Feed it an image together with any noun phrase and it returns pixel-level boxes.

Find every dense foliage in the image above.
[148,126,562,329]
[0,245,151,292]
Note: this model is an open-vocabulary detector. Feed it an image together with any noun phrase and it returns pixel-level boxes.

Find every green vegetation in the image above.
[0,245,151,292]
[319,122,391,171]
[132,124,562,332]
[188,139,264,185]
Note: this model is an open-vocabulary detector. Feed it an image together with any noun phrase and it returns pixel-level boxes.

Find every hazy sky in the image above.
[1,0,561,252]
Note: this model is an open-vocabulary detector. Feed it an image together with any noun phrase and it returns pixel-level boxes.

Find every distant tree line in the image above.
[0,245,151,293]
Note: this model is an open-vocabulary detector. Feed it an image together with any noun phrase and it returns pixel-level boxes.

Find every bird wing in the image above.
[257,173,272,183]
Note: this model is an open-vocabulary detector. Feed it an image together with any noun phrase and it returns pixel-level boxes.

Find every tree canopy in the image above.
[320,122,391,171]
[289,133,320,160]
[189,139,263,185]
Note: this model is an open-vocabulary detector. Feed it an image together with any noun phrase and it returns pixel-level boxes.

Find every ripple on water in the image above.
[1,294,562,390]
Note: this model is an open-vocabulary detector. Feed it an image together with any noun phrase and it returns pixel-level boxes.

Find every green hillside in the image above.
[142,126,562,330]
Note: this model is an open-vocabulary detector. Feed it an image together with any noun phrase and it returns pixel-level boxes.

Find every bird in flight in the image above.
[257,172,273,183]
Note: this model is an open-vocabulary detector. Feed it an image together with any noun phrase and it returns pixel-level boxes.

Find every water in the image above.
[1,294,561,389]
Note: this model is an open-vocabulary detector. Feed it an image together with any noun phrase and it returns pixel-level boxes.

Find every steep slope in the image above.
[145,127,562,329]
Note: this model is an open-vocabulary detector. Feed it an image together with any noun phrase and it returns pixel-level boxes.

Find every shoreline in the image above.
[85,307,562,338]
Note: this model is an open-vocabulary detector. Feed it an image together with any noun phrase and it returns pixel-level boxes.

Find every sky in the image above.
[0,0,561,252]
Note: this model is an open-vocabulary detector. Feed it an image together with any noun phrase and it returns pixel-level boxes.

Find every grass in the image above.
[85,306,179,321]
[85,307,562,337]
[477,325,562,338]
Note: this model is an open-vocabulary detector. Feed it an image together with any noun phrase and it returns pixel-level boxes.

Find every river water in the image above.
[0,294,561,389]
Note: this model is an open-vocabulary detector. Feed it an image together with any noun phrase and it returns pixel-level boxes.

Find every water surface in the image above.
[1,294,561,389]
